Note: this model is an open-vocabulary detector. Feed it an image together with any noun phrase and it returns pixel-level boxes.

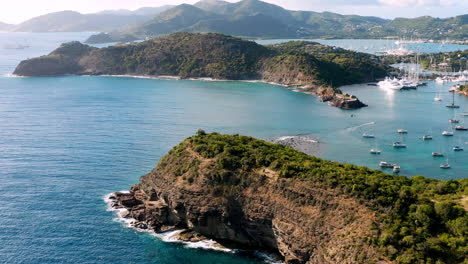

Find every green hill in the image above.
[112,131,468,263]
[85,0,466,43]
[14,32,389,109]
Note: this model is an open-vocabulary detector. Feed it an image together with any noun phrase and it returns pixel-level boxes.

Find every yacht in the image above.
[449,119,460,123]
[393,166,401,173]
[362,133,375,138]
[397,129,408,134]
[442,131,454,136]
[436,76,451,84]
[422,135,433,140]
[393,142,407,148]
[380,161,396,168]
[370,149,381,154]
[378,77,403,90]
[455,125,468,131]
[432,152,444,157]
[434,96,443,102]
[453,146,464,151]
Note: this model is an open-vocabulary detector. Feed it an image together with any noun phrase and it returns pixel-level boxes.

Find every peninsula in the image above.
[110,131,467,264]
[13,32,390,109]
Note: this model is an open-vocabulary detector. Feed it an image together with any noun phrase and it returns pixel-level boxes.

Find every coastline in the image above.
[103,192,283,263]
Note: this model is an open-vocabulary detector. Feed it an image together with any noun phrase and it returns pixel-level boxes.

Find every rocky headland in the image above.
[13,32,389,109]
[108,131,467,264]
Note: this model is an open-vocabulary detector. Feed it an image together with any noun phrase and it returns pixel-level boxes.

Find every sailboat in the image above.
[422,129,433,140]
[455,119,468,131]
[434,85,443,101]
[370,138,381,154]
[440,157,451,169]
[446,92,460,108]
[362,122,375,138]
[442,121,454,136]
[393,133,407,148]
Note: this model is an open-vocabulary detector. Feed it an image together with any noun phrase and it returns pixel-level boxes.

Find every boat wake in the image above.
[346,122,375,132]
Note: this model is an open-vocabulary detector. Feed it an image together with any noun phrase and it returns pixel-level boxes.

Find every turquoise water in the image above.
[0,33,467,263]
[256,39,468,55]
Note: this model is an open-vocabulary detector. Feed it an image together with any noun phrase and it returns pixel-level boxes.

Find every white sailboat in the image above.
[440,157,451,169]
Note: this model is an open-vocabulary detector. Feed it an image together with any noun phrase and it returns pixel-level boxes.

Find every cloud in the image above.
[378,0,456,7]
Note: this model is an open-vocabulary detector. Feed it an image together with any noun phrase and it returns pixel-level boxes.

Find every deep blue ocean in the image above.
[0,33,467,263]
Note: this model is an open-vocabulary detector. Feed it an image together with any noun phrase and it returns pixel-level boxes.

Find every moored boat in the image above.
[379,161,396,168]
[422,135,433,140]
[397,129,408,134]
[442,131,454,136]
[440,164,451,169]
[453,146,464,151]
[432,152,444,157]
[370,149,381,154]
[393,142,407,148]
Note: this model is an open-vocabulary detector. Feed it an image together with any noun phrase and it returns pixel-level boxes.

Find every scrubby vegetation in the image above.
[17,33,389,89]
[270,41,389,86]
[86,1,467,43]
[168,131,467,264]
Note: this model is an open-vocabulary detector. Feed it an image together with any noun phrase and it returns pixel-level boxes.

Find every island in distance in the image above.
[14,32,392,109]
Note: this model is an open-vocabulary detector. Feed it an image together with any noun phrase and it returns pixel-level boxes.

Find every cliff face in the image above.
[111,132,467,264]
[114,136,385,263]
[14,32,386,109]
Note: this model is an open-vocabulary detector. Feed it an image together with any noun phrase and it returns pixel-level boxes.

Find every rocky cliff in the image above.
[110,132,467,264]
[14,33,386,109]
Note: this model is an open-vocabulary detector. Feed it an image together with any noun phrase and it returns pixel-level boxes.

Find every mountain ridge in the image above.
[84,0,466,43]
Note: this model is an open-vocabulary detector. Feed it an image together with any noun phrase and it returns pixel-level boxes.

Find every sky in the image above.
[1,0,467,24]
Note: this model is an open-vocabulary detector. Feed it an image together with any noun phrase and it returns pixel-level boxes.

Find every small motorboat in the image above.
[442,131,454,136]
[362,133,375,138]
[422,135,433,140]
[370,149,381,154]
[434,97,443,101]
[453,146,464,151]
[455,125,468,131]
[393,142,407,148]
[379,161,396,168]
[393,166,401,173]
[449,119,460,123]
[397,129,408,134]
[432,152,444,157]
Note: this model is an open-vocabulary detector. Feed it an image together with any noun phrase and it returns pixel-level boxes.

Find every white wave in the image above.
[346,121,375,131]
[3,73,23,78]
[274,136,318,143]
[103,192,234,253]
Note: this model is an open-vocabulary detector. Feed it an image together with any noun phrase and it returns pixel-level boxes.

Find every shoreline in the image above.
[103,192,283,263]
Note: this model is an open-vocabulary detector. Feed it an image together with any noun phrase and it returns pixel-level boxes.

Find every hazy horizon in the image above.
[1,0,467,24]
